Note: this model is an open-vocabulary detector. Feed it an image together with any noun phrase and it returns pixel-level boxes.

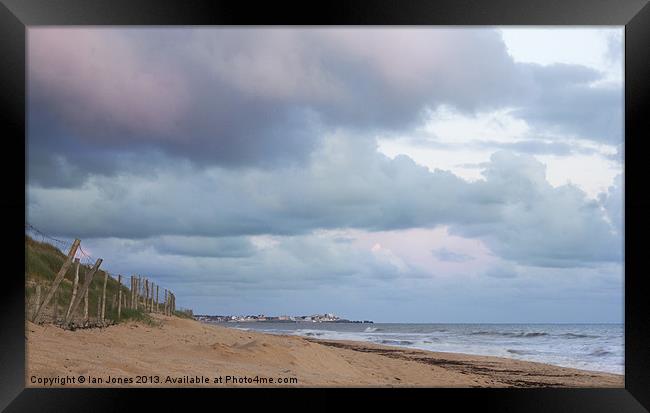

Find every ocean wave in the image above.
[379,339,414,346]
[519,332,549,337]
[589,349,613,357]
[561,333,599,339]
[506,349,531,355]
[364,327,382,332]
[470,331,549,338]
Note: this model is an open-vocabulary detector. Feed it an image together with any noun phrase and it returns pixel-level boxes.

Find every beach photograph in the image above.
[25,26,624,388]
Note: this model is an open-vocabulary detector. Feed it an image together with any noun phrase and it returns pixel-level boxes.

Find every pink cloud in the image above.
[348,227,498,277]
[28,28,189,139]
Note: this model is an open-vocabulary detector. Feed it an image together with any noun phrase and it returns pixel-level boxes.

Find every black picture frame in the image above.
[1,0,648,411]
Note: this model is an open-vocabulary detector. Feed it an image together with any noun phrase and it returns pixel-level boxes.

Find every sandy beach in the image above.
[25,315,623,388]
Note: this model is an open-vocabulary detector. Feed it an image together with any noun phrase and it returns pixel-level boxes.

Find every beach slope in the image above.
[26,315,623,387]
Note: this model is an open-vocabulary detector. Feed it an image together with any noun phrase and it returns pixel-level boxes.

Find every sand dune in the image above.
[25,315,623,387]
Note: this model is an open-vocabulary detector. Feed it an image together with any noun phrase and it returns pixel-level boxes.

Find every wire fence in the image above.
[25,223,178,329]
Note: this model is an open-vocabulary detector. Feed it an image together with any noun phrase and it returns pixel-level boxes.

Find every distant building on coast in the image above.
[194,312,372,323]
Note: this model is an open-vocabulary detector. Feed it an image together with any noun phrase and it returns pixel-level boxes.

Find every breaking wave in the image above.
[470,331,549,338]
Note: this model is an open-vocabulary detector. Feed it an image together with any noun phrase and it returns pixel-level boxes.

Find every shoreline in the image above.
[26,315,623,387]
[303,337,623,386]
[211,321,623,376]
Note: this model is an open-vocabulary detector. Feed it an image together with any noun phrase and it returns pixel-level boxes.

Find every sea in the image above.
[217,322,623,375]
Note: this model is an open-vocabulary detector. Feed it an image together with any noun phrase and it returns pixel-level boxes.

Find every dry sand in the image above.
[26,314,623,387]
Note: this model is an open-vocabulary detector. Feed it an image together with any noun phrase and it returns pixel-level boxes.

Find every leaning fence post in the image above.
[32,239,81,323]
[65,258,102,325]
[65,258,81,321]
[52,288,58,324]
[101,271,108,322]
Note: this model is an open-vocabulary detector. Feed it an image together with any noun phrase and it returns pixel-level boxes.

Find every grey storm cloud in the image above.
[78,232,404,293]
[449,151,622,267]
[28,135,622,269]
[513,63,623,144]
[151,235,256,258]
[27,27,622,188]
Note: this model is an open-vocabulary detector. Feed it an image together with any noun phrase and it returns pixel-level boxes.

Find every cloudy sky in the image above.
[26,27,624,323]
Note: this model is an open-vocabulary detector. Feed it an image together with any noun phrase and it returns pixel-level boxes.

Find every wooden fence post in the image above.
[156,285,159,313]
[101,271,108,322]
[136,276,139,309]
[64,258,102,325]
[134,276,138,310]
[83,289,88,322]
[150,283,155,312]
[33,284,42,321]
[32,239,81,322]
[65,258,81,321]
[117,274,122,320]
[144,279,149,312]
[52,288,58,323]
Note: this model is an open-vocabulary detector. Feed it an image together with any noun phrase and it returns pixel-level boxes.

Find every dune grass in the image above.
[25,235,167,325]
